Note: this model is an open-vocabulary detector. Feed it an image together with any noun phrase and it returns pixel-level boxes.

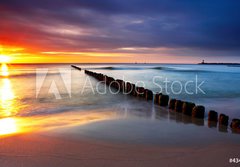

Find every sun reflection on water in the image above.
[0,118,18,136]
[0,65,21,136]
[0,63,116,136]
[1,63,9,77]
[0,78,16,117]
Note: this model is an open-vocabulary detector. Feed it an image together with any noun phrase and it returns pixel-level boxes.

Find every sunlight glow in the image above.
[0,55,11,63]
[0,78,23,136]
[0,118,18,136]
[1,63,9,77]
[0,78,16,117]
[0,79,14,101]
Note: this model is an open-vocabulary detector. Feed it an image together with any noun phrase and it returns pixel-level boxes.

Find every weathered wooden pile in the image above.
[71,65,82,71]
[77,67,240,132]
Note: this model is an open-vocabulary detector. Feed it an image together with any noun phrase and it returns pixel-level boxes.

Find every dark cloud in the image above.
[0,0,240,58]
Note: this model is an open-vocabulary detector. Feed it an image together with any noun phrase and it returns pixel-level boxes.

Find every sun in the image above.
[0,55,11,63]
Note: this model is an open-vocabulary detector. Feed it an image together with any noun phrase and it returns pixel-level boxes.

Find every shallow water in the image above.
[0,63,240,138]
[50,102,240,146]
[85,64,240,118]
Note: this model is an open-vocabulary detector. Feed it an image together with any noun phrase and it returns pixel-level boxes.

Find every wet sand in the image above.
[0,100,239,167]
[0,132,239,167]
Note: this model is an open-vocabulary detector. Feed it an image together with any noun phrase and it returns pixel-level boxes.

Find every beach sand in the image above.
[0,104,240,167]
[0,101,239,167]
[0,132,239,167]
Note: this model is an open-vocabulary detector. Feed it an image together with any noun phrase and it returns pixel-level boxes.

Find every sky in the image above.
[0,0,240,63]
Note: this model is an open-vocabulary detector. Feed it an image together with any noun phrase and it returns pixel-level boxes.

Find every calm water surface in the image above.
[0,63,240,139]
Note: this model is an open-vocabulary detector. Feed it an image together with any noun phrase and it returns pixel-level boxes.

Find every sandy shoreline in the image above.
[0,105,239,167]
[1,105,240,167]
[0,132,239,167]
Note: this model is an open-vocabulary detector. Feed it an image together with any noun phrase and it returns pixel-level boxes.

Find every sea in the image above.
[0,63,240,141]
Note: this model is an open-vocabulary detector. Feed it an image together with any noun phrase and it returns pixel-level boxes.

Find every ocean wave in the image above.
[87,66,210,73]
[16,106,82,117]
[150,67,165,70]
[87,66,172,71]
[16,104,110,117]
[87,66,145,70]
[150,66,214,73]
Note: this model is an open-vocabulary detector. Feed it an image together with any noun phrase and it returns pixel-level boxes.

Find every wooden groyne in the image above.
[71,65,82,71]
[72,65,240,133]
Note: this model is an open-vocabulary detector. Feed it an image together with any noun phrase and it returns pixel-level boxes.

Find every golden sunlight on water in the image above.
[0,118,18,136]
[1,63,9,77]
[0,111,114,137]
[0,67,21,136]
[0,117,30,136]
[0,78,16,117]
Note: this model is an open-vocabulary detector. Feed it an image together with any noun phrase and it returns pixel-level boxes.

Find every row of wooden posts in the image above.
[82,68,240,132]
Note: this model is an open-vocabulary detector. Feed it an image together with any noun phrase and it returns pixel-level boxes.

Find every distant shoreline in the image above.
[5,63,196,65]
[4,62,240,66]
[198,63,240,66]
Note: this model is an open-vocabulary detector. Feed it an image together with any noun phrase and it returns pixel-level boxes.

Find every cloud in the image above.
[0,0,240,61]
